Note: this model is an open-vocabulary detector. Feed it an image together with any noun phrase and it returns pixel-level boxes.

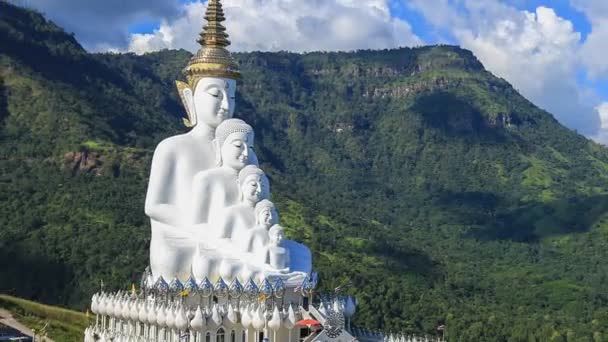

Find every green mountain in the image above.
[2,2,608,340]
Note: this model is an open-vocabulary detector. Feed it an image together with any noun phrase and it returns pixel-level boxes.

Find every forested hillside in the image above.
[2,2,608,340]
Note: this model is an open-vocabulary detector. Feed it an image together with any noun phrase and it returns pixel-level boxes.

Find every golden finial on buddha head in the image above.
[177,0,240,127]
[183,0,240,85]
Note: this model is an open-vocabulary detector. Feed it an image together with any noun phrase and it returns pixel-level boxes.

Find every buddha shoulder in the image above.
[155,133,194,150]
[153,134,182,153]
[193,167,235,183]
[153,133,210,156]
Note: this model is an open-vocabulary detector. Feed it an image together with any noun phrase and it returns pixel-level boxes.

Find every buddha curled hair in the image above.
[215,119,253,148]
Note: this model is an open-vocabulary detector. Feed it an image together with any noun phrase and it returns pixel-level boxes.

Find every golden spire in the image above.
[198,0,230,47]
[182,0,241,86]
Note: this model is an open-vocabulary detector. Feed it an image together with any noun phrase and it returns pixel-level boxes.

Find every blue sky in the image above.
[390,1,441,42]
[128,19,162,35]
[11,0,608,144]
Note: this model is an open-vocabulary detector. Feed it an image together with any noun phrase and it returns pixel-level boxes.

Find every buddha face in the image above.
[257,206,277,228]
[269,226,284,246]
[193,77,237,128]
[241,174,264,204]
[220,131,254,170]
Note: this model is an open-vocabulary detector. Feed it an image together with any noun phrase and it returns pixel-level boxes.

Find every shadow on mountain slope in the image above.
[0,248,74,306]
[410,92,511,143]
[436,190,608,242]
[0,76,7,125]
[369,239,443,282]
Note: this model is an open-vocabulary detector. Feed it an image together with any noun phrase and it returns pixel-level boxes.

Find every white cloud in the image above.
[570,0,608,79]
[598,103,608,130]
[593,102,608,144]
[10,0,182,51]
[408,0,603,139]
[580,23,608,79]
[128,0,421,54]
[457,7,579,92]
[570,0,608,24]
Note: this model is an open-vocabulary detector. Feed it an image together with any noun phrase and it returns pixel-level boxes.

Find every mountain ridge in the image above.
[2,2,608,340]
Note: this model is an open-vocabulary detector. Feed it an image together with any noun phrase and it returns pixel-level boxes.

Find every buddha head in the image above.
[254,200,278,229]
[178,78,236,129]
[214,119,254,170]
[268,224,284,247]
[175,0,240,129]
[238,165,269,206]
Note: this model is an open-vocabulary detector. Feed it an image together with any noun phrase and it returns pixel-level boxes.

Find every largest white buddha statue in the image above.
[144,0,310,285]
[145,0,243,281]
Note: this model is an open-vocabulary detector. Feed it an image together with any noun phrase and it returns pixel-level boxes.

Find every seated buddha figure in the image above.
[249,222,309,285]
[144,0,247,282]
[211,165,270,240]
[188,118,256,226]
[264,224,290,271]
[239,199,278,254]
[145,77,237,282]
[236,200,311,280]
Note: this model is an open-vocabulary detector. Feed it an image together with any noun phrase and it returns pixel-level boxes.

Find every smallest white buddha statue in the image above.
[265,224,290,271]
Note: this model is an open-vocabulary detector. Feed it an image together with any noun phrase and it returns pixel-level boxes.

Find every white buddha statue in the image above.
[144,0,311,285]
[255,199,278,229]
[211,165,270,239]
[254,221,311,285]
[264,224,290,271]
[144,0,243,282]
[188,119,256,226]
[240,200,277,254]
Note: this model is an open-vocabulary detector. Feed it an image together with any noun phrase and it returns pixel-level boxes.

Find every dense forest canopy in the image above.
[1,2,608,341]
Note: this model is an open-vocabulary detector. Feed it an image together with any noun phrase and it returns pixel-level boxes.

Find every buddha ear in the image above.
[239,184,245,202]
[213,138,222,166]
[175,81,196,127]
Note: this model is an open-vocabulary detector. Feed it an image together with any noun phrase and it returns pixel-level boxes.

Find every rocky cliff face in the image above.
[64,151,104,175]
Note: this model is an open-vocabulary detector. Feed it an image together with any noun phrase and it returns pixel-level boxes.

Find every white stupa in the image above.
[84,1,363,341]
